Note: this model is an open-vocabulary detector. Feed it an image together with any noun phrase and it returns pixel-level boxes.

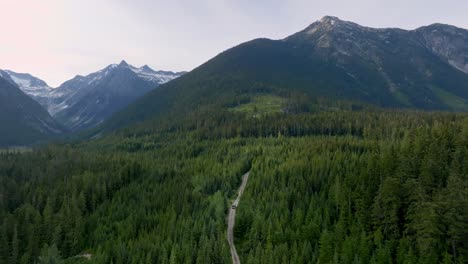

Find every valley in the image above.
[0,14,467,264]
[1,110,467,263]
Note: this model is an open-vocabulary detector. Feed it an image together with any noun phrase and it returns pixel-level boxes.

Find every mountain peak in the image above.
[284,15,370,43]
[320,16,341,25]
[314,16,360,30]
[119,60,129,67]
[141,65,153,72]
[50,61,184,131]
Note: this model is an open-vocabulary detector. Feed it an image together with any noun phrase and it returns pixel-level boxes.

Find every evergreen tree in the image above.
[10,225,18,264]
[37,244,63,264]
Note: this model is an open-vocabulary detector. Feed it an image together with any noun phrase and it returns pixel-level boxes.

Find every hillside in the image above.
[0,72,63,146]
[3,62,185,132]
[0,15,467,264]
[98,16,468,134]
[3,70,53,109]
[49,61,185,131]
[1,110,467,263]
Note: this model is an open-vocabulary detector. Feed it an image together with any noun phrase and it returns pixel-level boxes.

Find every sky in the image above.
[1,0,467,87]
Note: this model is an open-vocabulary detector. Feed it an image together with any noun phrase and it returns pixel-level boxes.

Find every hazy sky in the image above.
[1,0,467,87]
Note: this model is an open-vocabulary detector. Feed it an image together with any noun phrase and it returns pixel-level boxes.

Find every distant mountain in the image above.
[3,62,185,131]
[98,16,468,133]
[0,71,63,146]
[49,61,184,131]
[3,70,53,109]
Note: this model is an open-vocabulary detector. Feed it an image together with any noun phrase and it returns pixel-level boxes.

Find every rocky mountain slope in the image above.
[3,62,185,131]
[416,23,468,74]
[284,16,468,109]
[0,71,63,146]
[98,16,468,133]
[49,61,184,131]
[3,70,53,108]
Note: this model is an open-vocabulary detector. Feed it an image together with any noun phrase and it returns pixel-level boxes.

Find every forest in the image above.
[0,107,467,263]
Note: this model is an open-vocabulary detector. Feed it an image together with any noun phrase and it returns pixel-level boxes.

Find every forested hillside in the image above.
[1,107,467,263]
[2,2,467,263]
[97,17,468,135]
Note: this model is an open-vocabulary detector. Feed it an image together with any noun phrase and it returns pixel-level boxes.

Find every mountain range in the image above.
[46,61,184,131]
[98,16,468,133]
[3,61,185,132]
[1,16,468,145]
[1,15,467,264]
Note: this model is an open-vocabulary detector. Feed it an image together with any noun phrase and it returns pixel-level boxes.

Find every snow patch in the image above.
[5,71,53,98]
[448,60,468,74]
[127,64,182,84]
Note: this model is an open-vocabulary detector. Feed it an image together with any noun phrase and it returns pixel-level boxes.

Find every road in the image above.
[227,171,250,264]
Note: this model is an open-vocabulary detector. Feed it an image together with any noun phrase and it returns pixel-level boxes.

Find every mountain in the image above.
[2,70,53,109]
[0,71,63,146]
[98,16,468,133]
[49,60,184,131]
[4,62,185,132]
[416,23,468,74]
[284,16,468,109]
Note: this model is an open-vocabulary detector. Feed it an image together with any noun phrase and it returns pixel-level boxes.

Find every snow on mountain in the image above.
[128,64,184,83]
[47,60,185,131]
[3,62,185,131]
[91,61,184,84]
[0,74,63,146]
[4,70,53,97]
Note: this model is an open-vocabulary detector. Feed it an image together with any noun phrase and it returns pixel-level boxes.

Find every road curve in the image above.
[227,171,250,264]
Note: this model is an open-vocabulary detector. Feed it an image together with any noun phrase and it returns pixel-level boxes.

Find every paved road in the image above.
[227,171,250,264]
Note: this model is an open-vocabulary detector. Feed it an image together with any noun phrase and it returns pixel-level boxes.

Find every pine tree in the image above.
[37,244,63,264]
[318,230,334,264]
[0,220,9,264]
[169,246,178,264]
[42,198,54,246]
[10,225,18,264]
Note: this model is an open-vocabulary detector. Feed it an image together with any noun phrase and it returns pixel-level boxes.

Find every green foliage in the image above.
[96,31,468,136]
[430,85,468,111]
[228,95,285,116]
[1,109,467,263]
[0,77,63,147]
[38,244,63,264]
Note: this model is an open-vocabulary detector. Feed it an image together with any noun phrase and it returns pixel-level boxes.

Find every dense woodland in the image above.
[0,107,467,263]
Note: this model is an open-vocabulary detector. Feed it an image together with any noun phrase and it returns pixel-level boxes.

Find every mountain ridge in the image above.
[49,61,185,131]
[0,73,64,146]
[96,16,468,134]
[3,62,185,131]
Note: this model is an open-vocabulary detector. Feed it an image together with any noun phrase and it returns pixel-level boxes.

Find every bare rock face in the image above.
[287,17,468,76]
[286,16,408,55]
[285,17,423,97]
[417,24,468,74]
[3,70,54,109]
[282,16,468,108]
